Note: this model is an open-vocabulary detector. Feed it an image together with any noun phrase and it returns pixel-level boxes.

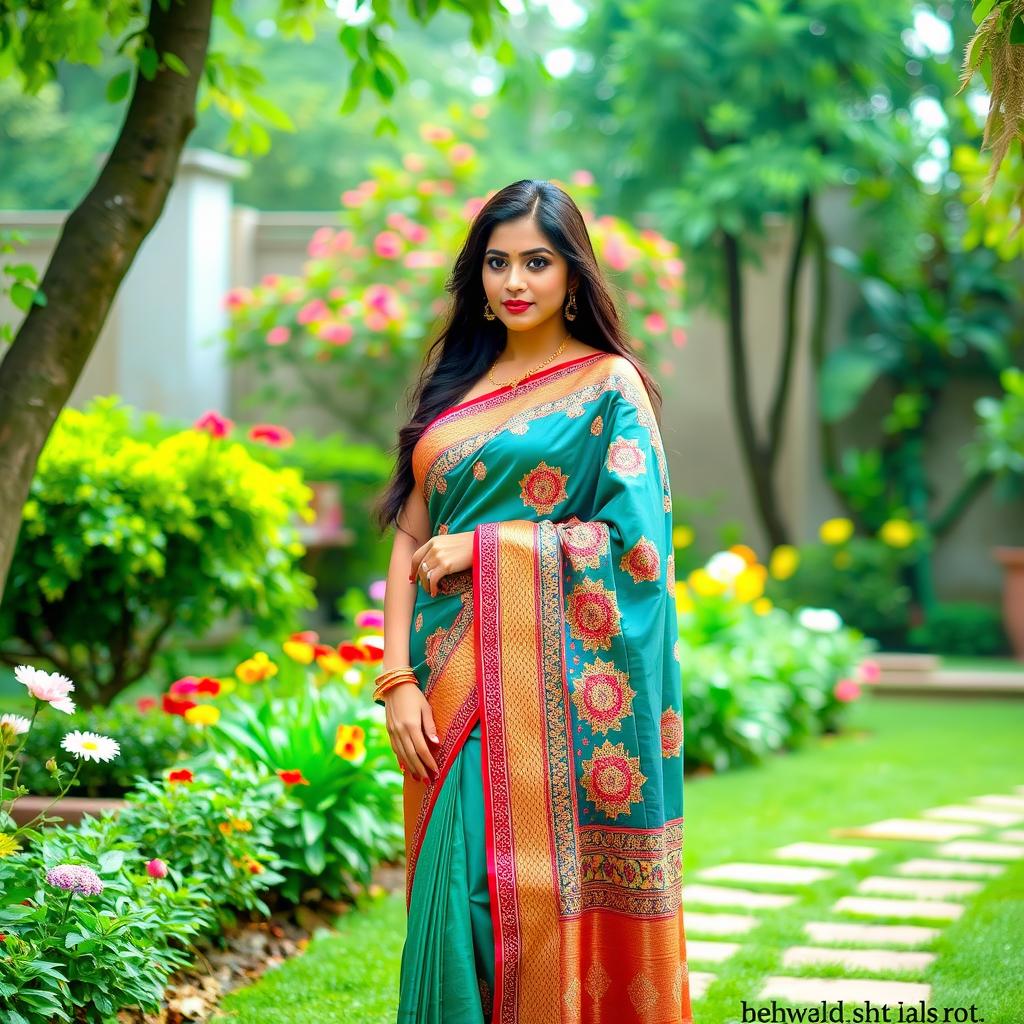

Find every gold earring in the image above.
[483,300,497,321]
[564,288,577,322]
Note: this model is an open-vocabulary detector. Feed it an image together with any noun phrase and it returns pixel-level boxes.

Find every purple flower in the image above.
[368,579,387,602]
[45,864,104,896]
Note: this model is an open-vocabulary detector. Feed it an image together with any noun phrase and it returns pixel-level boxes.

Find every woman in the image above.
[372,179,693,1024]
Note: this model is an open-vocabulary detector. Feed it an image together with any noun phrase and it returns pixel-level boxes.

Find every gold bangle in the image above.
[374,677,416,701]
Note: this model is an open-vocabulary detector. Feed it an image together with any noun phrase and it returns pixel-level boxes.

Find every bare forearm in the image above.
[382,529,419,670]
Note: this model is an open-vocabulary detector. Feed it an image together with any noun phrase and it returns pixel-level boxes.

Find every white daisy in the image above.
[14,665,77,714]
[0,713,32,735]
[797,607,843,633]
[60,730,121,763]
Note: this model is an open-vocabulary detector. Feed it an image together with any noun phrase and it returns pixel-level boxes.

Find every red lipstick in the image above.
[503,300,532,314]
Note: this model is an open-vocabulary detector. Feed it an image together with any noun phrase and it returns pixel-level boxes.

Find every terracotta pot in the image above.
[994,546,1024,661]
[8,795,127,828]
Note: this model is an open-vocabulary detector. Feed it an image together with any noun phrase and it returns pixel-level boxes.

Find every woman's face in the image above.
[482,217,575,333]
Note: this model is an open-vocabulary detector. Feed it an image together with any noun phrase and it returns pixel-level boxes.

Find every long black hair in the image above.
[371,178,662,536]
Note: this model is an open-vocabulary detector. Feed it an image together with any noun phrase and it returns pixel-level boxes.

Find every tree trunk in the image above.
[0,0,214,606]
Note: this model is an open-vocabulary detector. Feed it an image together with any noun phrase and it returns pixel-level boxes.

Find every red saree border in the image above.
[423,351,611,434]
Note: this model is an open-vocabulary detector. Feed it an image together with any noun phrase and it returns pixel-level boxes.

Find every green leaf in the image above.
[972,0,998,25]
[305,836,326,874]
[818,340,899,422]
[301,807,327,845]
[10,281,35,311]
[372,66,395,99]
[139,46,159,80]
[163,51,190,77]
[106,70,132,103]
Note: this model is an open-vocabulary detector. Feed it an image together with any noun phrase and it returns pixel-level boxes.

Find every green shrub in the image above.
[13,699,203,797]
[765,536,913,648]
[0,395,319,707]
[0,754,286,1023]
[907,601,1010,657]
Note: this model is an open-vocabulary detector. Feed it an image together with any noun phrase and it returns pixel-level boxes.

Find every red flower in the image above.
[136,696,157,713]
[194,410,233,438]
[277,769,310,786]
[195,676,221,696]
[289,630,320,644]
[168,768,195,784]
[338,642,367,661]
[248,423,294,447]
[162,693,197,717]
[169,677,200,696]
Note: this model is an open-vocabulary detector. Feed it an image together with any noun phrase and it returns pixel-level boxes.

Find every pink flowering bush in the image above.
[222,120,688,447]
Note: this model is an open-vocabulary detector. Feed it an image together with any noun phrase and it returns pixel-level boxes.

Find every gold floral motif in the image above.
[660,707,683,758]
[436,476,447,493]
[620,536,660,583]
[414,612,423,632]
[566,577,621,651]
[673,961,689,1006]
[585,961,612,1003]
[519,460,569,515]
[606,435,646,478]
[580,739,647,819]
[472,460,487,480]
[628,972,661,1015]
[562,978,581,1017]
[424,627,447,673]
[666,552,676,596]
[590,414,603,435]
[560,520,608,571]
[571,658,636,735]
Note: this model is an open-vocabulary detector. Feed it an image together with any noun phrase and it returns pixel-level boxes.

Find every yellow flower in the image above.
[230,818,253,832]
[282,640,316,664]
[733,566,765,603]
[728,544,759,566]
[674,585,694,615]
[879,519,915,548]
[688,568,727,598]
[315,650,347,675]
[184,704,221,726]
[833,550,853,570]
[236,651,279,684]
[0,833,21,858]
[335,737,367,761]
[752,597,773,616]
[768,544,800,580]
[672,525,694,549]
[218,821,234,835]
[819,518,854,545]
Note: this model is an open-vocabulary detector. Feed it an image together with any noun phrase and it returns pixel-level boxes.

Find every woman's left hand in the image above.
[409,532,474,597]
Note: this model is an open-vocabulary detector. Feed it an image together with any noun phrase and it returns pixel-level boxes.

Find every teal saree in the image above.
[389,351,692,1024]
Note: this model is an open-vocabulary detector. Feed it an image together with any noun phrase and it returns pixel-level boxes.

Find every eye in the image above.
[486,256,550,270]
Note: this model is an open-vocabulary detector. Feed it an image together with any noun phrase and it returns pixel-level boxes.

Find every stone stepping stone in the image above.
[856,876,983,900]
[832,818,981,841]
[1000,829,1024,843]
[896,858,1004,879]
[684,911,760,936]
[773,841,879,865]
[934,840,1024,861]
[697,862,834,886]
[759,976,931,1004]
[684,883,796,910]
[686,939,741,964]
[834,896,964,920]
[804,921,941,947]
[781,945,936,973]
[972,794,1024,811]
[689,971,716,999]
[922,804,1024,827]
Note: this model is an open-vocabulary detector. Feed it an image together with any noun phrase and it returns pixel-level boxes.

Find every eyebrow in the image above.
[484,247,554,257]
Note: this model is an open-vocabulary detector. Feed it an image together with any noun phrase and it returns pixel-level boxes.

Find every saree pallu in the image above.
[390,351,693,1024]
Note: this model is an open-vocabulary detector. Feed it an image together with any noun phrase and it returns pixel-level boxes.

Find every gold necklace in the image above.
[488,333,571,390]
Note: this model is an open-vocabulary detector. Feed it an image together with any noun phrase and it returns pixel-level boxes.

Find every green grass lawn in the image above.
[215,694,1024,1023]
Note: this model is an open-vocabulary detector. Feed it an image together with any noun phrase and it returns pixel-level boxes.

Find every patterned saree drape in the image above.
[396,351,692,1024]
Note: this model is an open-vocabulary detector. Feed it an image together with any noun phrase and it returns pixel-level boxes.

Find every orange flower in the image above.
[168,768,194,784]
[277,769,310,786]
[218,821,234,835]
[236,651,278,684]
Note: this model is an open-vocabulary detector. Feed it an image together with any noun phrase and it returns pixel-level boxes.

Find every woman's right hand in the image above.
[384,682,440,783]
